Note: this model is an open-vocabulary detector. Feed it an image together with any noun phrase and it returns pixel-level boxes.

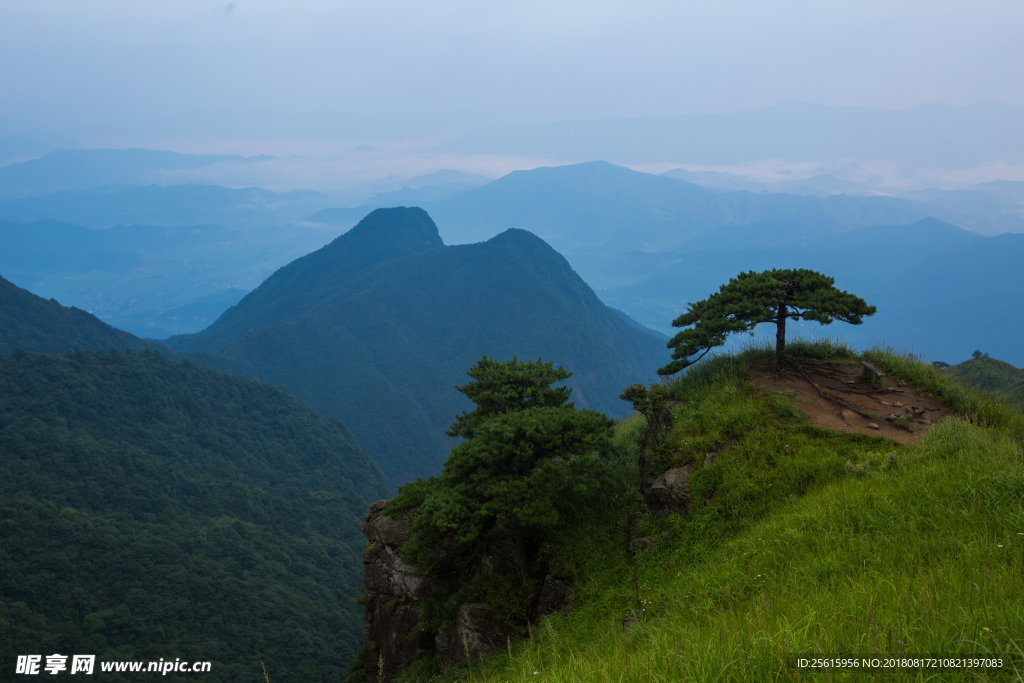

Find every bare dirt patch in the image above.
[748,358,948,444]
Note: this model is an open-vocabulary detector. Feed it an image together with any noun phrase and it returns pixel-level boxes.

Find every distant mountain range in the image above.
[308,160,968,255]
[657,169,1024,235]
[437,101,1024,169]
[0,148,272,198]
[1,205,669,489]
[166,207,668,487]
[0,184,333,229]
[300,162,1024,366]
[0,219,342,338]
[421,161,954,255]
[5,156,1022,368]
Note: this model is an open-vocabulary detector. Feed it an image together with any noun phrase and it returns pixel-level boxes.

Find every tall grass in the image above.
[408,343,1024,683]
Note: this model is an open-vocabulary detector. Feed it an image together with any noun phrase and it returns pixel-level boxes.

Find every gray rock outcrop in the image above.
[361,500,445,683]
[359,500,573,681]
[642,465,692,517]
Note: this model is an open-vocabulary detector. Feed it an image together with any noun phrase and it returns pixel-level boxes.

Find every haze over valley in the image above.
[3,2,1024,681]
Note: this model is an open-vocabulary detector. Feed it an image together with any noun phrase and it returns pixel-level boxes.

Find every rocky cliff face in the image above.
[360,500,444,682]
[359,500,573,682]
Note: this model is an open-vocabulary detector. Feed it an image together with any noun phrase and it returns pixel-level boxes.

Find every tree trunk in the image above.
[775,301,787,367]
[512,519,528,578]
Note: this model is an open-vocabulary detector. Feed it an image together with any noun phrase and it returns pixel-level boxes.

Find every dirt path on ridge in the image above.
[747,358,948,445]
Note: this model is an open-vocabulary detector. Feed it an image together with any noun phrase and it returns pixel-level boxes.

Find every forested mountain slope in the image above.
[0,349,386,682]
[168,207,667,487]
[945,355,1024,407]
[0,275,162,355]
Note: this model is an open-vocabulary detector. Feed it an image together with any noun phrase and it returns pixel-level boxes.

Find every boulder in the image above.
[358,499,561,680]
[642,465,692,517]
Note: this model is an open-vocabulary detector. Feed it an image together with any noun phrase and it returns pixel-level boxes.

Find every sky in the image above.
[2,0,1023,145]
[1,0,1022,195]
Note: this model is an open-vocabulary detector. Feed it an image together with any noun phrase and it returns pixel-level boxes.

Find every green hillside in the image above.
[946,356,1024,407]
[169,208,667,487]
[0,349,387,683]
[406,343,1024,683]
[0,275,162,355]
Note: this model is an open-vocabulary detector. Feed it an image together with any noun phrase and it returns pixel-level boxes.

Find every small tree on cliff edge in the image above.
[658,268,876,374]
[390,356,614,575]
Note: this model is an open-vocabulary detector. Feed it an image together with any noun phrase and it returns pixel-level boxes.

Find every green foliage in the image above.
[343,646,366,683]
[416,406,613,546]
[621,382,672,438]
[0,349,387,683]
[470,573,538,624]
[425,343,1024,683]
[394,357,615,571]
[659,268,875,375]
[446,356,572,439]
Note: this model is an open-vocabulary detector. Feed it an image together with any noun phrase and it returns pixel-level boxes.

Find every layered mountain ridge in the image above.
[168,207,668,487]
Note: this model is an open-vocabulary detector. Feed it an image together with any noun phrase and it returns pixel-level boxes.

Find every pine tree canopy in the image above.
[445,356,573,439]
[391,356,613,568]
[658,268,876,375]
[424,405,612,544]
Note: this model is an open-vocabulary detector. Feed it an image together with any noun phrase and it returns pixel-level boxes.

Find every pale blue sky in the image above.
[2,0,1022,143]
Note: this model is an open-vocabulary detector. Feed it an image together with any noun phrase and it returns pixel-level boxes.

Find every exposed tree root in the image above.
[786,358,882,420]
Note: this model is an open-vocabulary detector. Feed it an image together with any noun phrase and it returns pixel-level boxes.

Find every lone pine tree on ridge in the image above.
[658,268,876,374]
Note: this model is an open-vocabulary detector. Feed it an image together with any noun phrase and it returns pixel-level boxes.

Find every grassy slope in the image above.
[946,357,1024,409]
[412,341,1024,682]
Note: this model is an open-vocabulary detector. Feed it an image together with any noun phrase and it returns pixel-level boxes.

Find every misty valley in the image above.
[3,107,1024,683]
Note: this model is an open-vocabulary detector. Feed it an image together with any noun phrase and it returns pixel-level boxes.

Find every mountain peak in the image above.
[167,206,444,353]
[345,206,444,251]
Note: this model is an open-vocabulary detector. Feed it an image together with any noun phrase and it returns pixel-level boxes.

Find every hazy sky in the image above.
[2,0,1023,146]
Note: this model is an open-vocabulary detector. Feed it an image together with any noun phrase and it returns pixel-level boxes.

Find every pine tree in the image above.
[658,268,876,374]
[445,356,573,439]
[391,356,613,574]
